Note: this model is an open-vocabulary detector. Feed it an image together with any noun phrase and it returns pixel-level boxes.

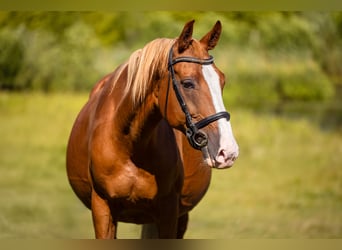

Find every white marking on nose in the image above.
[202,65,225,113]
[202,65,239,167]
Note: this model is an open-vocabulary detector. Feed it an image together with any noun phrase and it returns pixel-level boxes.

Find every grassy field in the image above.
[0,92,341,238]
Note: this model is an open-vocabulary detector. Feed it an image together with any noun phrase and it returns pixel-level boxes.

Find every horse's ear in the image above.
[177,20,195,53]
[200,20,222,51]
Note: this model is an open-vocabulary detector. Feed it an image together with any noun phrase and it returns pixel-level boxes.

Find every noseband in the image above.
[167,46,230,150]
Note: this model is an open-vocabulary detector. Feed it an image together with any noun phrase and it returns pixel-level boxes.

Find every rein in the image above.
[167,46,230,150]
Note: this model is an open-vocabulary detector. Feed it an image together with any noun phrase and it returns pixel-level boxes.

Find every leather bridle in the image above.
[167,46,230,150]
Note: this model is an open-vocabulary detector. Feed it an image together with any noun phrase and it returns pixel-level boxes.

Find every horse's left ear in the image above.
[200,20,222,51]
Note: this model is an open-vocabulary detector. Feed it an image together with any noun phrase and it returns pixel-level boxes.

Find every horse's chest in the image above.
[117,167,158,202]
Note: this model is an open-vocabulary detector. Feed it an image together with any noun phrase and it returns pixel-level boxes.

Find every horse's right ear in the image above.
[177,20,195,53]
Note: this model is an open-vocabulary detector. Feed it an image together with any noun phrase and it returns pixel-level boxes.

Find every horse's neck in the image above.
[113,90,161,151]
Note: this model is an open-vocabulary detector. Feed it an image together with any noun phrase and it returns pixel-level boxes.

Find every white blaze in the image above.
[202,65,239,163]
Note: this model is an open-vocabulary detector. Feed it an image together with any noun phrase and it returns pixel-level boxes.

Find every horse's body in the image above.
[66,20,238,238]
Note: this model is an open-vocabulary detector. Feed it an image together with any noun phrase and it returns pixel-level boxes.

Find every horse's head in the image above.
[159,20,239,169]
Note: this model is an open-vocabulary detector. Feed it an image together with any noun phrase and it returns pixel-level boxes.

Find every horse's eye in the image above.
[181,79,195,89]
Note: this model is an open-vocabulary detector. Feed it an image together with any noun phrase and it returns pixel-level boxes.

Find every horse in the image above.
[66,20,239,239]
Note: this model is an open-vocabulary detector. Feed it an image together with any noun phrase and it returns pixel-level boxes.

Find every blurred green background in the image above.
[0,11,341,238]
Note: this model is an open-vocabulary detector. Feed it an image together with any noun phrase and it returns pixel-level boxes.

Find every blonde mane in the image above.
[111,38,175,105]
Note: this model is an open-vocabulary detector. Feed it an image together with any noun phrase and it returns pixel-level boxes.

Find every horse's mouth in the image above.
[201,146,237,169]
[212,159,235,169]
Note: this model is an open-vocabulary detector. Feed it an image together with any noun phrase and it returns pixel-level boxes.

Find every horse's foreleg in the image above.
[157,192,179,238]
[141,212,189,239]
[177,213,189,239]
[141,223,159,238]
[91,189,116,239]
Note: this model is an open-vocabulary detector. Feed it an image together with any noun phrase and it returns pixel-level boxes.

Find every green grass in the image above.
[187,109,342,238]
[0,92,341,238]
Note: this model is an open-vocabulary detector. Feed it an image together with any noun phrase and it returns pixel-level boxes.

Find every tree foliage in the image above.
[0,11,340,105]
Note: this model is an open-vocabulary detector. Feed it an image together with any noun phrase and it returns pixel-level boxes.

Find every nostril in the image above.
[215,149,228,164]
[215,149,238,164]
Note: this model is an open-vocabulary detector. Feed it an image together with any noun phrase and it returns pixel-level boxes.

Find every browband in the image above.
[170,56,214,66]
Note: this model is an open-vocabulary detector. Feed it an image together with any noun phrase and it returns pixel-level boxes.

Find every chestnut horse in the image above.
[66,20,239,239]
